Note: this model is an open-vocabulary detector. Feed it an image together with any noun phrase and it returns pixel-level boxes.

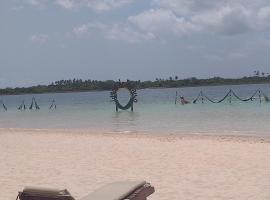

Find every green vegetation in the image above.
[1,75,270,95]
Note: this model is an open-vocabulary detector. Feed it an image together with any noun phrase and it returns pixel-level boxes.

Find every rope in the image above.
[193,89,268,104]
[231,89,260,102]
[49,99,57,110]
[202,93,219,103]
[35,101,40,110]
[201,90,232,103]
[193,91,203,104]
[29,97,40,110]
[2,103,7,111]
[0,100,7,111]
[18,101,26,110]
[115,96,135,110]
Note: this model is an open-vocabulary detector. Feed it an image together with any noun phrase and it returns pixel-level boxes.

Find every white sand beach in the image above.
[0,128,270,200]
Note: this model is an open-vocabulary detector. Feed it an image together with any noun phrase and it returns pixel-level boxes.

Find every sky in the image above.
[1,0,270,87]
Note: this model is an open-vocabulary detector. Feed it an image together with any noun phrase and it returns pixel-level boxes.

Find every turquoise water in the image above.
[1,84,270,136]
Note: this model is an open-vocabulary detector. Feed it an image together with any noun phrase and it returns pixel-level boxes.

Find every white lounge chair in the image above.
[17,180,155,200]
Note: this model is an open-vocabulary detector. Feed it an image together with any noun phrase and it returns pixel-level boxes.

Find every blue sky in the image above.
[1,0,270,87]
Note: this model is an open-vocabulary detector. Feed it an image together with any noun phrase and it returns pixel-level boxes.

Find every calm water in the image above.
[1,84,270,136]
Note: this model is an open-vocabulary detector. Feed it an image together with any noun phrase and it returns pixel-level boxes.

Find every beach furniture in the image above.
[17,180,154,200]
[16,187,75,200]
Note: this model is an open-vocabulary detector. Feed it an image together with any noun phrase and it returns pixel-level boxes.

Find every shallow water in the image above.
[0,84,270,136]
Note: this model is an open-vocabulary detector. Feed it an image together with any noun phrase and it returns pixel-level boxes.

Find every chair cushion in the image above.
[79,181,146,200]
[20,187,75,200]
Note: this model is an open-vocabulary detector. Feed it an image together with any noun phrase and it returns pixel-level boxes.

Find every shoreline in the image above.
[1,82,270,96]
[1,128,270,143]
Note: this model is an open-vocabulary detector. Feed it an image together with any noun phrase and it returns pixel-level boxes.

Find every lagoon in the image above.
[0,83,270,136]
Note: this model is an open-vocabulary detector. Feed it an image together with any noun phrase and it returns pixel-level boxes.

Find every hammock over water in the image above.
[0,100,7,111]
[176,89,270,104]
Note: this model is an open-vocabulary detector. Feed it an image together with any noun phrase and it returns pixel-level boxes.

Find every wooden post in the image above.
[201,91,204,104]
[259,89,262,104]
[229,89,232,104]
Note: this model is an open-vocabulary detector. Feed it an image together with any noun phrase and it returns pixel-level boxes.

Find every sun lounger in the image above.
[16,187,75,200]
[17,180,155,200]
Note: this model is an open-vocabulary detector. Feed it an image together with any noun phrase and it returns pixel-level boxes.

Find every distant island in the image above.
[1,74,270,95]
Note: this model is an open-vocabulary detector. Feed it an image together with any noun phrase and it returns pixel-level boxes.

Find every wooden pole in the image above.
[201,91,204,104]
[259,89,262,104]
[229,89,232,104]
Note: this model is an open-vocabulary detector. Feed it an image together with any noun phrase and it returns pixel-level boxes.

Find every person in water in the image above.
[180,96,190,105]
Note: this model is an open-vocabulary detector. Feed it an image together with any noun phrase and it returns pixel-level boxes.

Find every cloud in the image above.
[69,0,270,44]
[128,9,199,37]
[257,6,270,28]
[9,6,24,11]
[25,0,134,11]
[136,0,270,37]
[85,0,134,12]
[104,24,156,43]
[30,34,49,45]
[55,0,74,10]
[152,0,270,15]
[71,22,155,43]
[24,0,270,41]
[26,0,49,7]
[191,6,253,35]
[72,24,90,37]
[27,0,270,45]
[152,0,220,15]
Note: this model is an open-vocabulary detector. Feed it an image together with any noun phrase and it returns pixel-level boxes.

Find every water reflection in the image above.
[111,111,140,133]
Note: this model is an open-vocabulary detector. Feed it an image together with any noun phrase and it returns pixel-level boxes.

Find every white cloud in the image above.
[152,0,270,15]
[257,6,270,28]
[30,34,49,45]
[27,0,270,45]
[9,6,24,11]
[85,0,134,12]
[128,9,199,37]
[72,24,90,36]
[69,0,270,44]
[24,0,270,40]
[258,6,270,20]
[25,0,134,11]
[55,0,74,10]
[152,0,220,15]
[104,24,156,43]
[26,0,49,7]
[144,0,270,36]
[71,22,155,43]
[191,6,253,35]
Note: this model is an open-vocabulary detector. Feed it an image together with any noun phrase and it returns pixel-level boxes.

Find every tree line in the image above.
[1,75,270,95]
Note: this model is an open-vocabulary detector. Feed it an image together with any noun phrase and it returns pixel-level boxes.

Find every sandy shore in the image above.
[0,129,270,200]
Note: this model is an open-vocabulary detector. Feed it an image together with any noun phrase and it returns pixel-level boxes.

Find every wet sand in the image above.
[0,128,270,200]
